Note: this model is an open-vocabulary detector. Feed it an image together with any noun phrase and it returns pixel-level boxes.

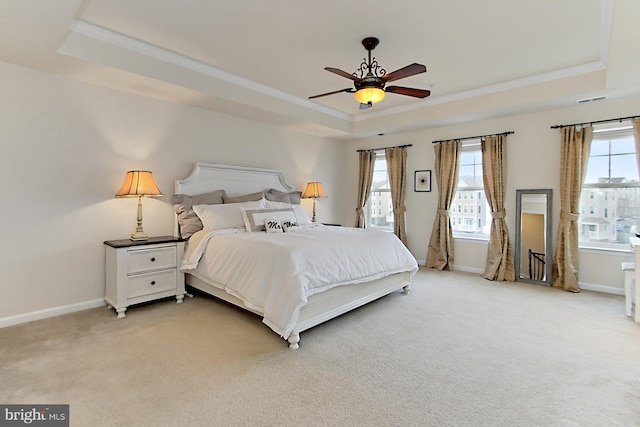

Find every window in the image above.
[368,154,393,231]
[579,124,639,249]
[453,141,491,238]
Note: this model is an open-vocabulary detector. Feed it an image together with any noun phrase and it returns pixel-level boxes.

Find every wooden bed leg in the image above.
[403,284,411,294]
[288,333,300,350]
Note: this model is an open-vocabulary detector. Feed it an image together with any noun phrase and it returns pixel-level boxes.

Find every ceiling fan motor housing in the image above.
[355,74,385,90]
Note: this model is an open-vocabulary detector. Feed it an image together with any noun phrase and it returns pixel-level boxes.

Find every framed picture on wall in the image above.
[414,170,432,192]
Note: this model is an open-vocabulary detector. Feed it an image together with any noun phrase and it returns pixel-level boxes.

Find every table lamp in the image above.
[116,170,163,241]
[301,181,327,223]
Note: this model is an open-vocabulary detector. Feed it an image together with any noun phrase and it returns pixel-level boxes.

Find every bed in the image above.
[174,162,418,349]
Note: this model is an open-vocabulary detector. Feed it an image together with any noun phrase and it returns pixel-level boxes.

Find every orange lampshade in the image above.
[115,171,163,198]
[354,87,386,104]
[302,182,327,199]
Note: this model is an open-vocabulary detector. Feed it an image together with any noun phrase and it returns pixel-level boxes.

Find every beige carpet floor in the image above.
[1,268,639,426]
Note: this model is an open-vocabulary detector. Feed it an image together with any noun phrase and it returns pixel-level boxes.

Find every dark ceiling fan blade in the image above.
[325,67,361,82]
[359,102,372,110]
[382,63,427,83]
[308,88,354,99]
[385,86,431,98]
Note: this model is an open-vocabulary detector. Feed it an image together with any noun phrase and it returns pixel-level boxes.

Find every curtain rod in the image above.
[432,131,514,144]
[356,144,413,153]
[550,114,640,129]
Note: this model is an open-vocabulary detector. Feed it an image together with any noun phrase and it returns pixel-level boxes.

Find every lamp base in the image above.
[130,231,149,241]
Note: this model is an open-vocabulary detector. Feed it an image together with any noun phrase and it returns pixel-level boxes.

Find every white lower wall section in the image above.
[579,282,625,296]
[452,265,485,275]
[0,299,105,328]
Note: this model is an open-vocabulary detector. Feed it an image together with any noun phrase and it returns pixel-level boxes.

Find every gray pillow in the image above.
[173,189,226,238]
[222,191,265,204]
[266,189,302,204]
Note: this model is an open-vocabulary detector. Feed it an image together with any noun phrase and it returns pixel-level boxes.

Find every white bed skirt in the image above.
[185,271,411,349]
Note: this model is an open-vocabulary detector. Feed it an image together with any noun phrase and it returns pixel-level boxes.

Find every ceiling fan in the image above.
[309,37,431,109]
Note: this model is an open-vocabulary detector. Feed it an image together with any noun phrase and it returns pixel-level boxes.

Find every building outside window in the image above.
[579,123,640,250]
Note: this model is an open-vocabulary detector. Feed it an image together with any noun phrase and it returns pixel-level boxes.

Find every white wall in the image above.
[2,55,636,326]
[345,94,640,293]
[0,60,348,324]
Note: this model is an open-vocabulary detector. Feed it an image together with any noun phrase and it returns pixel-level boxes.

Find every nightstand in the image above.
[104,236,186,318]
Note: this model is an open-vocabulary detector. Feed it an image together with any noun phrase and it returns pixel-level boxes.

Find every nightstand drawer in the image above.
[127,269,177,299]
[127,245,176,273]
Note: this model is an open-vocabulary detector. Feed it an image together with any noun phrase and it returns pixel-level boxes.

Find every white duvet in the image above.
[182,225,418,339]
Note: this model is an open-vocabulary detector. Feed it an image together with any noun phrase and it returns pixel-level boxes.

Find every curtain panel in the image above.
[633,118,640,176]
[481,135,515,281]
[385,147,408,244]
[426,140,461,270]
[355,151,376,228]
[551,126,593,292]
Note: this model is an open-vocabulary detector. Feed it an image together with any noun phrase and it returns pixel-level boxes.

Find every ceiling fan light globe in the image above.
[354,88,385,104]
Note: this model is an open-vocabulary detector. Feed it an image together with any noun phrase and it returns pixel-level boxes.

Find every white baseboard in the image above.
[0,278,622,330]
[579,282,624,295]
[452,265,485,275]
[424,261,624,296]
[416,260,486,275]
[0,299,106,329]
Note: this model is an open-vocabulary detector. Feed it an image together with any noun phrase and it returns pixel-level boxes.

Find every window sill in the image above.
[370,227,393,232]
[578,245,632,255]
[453,235,489,243]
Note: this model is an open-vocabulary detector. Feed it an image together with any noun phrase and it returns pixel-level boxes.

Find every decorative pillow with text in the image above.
[265,219,284,233]
[241,208,297,232]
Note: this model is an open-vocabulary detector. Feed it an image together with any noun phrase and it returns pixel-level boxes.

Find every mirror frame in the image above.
[515,189,553,286]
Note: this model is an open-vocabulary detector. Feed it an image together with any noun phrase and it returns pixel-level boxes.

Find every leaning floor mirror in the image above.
[514,189,553,286]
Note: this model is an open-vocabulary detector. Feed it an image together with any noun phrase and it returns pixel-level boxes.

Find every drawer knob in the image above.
[150,257,156,262]
[150,281,156,286]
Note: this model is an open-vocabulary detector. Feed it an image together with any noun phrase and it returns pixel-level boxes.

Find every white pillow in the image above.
[265,219,284,233]
[241,208,297,232]
[193,200,265,230]
[264,200,312,225]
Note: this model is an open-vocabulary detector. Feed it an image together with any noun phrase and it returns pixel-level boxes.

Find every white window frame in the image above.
[453,140,491,240]
[579,123,639,251]
[367,153,393,231]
